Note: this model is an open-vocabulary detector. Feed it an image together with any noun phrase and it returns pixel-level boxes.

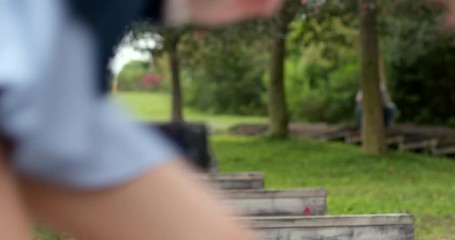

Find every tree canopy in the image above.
[125,0,455,127]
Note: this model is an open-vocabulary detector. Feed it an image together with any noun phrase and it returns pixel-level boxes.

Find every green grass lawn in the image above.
[41,92,454,239]
[213,135,455,240]
[118,91,454,240]
[117,92,266,132]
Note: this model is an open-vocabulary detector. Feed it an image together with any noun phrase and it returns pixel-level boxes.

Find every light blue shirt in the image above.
[0,0,178,189]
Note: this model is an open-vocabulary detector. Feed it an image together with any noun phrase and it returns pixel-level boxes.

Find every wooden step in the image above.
[344,132,361,144]
[319,130,350,141]
[386,135,405,147]
[399,138,438,152]
[345,134,404,147]
[225,189,326,216]
[205,172,264,190]
[432,145,455,156]
[248,214,414,240]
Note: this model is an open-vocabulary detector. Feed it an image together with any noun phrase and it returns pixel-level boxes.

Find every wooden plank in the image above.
[386,135,404,147]
[318,130,350,141]
[432,146,455,156]
[345,134,361,144]
[225,189,326,216]
[346,134,404,147]
[248,214,414,240]
[399,139,437,151]
[205,172,264,190]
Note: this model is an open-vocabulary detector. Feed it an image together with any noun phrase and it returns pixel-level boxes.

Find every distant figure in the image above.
[355,84,396,128]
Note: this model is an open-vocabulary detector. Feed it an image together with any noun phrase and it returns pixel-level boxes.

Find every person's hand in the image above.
[435,0,455,30]
[165,0,284,26]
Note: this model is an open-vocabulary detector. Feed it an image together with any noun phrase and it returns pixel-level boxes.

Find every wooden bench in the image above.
[225,189,326,216]
[319,130,351,142]
[248,214,414,240]
[345,134,404,147]
[398,134,438,152]
[432,145,455,156]
[205,172,265,190]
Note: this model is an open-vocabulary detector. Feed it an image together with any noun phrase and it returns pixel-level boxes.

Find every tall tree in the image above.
[267,0,309,138]
[130,24,188,122]
[359,0,386,154]
[267,0,357,137]
[163,29,185,122]
[268,6,291,138]
[380,0,455,126]
[181,24,269,116]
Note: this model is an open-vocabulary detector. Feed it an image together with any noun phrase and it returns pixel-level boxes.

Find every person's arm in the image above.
[0,1,282,239]
[0,148,32,240]
[20,160,258,240]
[436,0,455,30]
[145,0,284,26]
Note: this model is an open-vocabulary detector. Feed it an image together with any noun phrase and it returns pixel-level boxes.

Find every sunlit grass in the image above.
[116,91,266,132]
[40,92,454,240]
[119,91,455,240]
[213,135,455,240]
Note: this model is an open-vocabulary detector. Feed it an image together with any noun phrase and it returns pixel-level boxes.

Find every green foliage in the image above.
[285,17,360,123]
[286,58,359,123]
[118,92,266,132]
[117,60,165,92]
[117,60,149,91]
[185,58,267,115]
[382,0,455,125]
[182,26,268,116]
[152,55,174,92]
[125,1,362,122]
[123,0,455,127]
[214,135,455,240]
[36,90,455,240]
[34,227,64,240]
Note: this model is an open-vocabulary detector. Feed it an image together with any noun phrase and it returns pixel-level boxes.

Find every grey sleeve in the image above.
[0,0,179,189]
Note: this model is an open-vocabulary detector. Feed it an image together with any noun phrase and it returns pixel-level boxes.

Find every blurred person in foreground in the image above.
[0,0,283,239]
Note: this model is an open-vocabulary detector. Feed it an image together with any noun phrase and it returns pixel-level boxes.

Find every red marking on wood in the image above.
[304,207,311,216]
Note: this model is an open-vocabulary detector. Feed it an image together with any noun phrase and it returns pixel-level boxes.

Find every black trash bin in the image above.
[145,122,214,171]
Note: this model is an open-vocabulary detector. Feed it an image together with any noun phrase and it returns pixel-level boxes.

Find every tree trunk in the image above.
[267,16,289,138]
[359,0,386,154]
[167,40,183,123]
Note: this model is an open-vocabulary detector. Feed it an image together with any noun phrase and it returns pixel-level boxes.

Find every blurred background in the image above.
[41,0,455,239]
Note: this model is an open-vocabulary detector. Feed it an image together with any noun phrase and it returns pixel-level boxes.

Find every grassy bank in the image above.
[213,135,455,240]
[117,92,266,132]
[121,91,455,240]
[39,92,454,240]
